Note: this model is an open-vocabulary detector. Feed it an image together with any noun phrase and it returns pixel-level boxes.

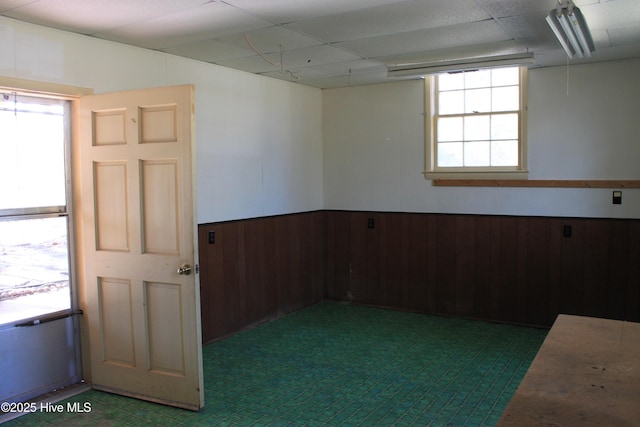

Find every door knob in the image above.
[177,264,192,275]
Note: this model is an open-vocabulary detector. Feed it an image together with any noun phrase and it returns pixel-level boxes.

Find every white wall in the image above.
[0,17,323,224]
[323,59,640,218]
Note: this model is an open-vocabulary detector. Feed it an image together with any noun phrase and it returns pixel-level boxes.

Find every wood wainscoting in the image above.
[198,212,325,344]
[326,211,640,328]
[199,211,640,342]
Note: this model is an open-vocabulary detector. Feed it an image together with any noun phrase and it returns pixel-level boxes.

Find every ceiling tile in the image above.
[164,26,325,64]
[574,0,605,6]
[275,45,363,69]
[95,1,271,49]
[304,59,388,78]
[581,0,640,29]
[302,70,394,89]
[217,26,324,54]
[498,13,558,45]
[268,59,389,86]
[3,0,209,34]
[608,26,640,46]
[595,43,640,60]
[476,0,556,18]
[261,67,332,83]
[337,20,511,59]
[222,0,407,24]
[590,28,612,48]
[286,0,490,43]
[217,45,361,74]
[378,40,531,66]
[0,0,35,13]
[537,40,640,67]
[215,54,282,74]
[532,49,574,67]
[163,39,253,62]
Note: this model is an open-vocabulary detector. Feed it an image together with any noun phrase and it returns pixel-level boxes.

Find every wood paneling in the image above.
[325,212,640,328]
[325,211,350,300]
[627,222,640,322]
[198,212,325,344]
[199,211,640,342]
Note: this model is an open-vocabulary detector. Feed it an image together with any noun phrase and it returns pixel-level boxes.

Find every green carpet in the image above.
[4,302,547,426]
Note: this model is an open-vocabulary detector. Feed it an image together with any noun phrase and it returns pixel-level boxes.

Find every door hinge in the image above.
[195,264,199,274]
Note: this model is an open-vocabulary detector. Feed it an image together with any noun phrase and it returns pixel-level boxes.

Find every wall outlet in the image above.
[613,191,622,205]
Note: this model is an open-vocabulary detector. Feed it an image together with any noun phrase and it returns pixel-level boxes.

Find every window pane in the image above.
[465,69,490,89]
[464,141,490,166]
[0,101,64,115]
[437,117,463,142]
[439,90,464,115]
[491,114,518,140]
[438,72,464,91]
[492,140,519,166]
[0,217,70,325]
[464,115,490,141]
[431,67,523,172]
[437,142,463,167]
[0,109,66,210]
[465,88,490,113]
[492,86,519,111]
[492,67,519,86]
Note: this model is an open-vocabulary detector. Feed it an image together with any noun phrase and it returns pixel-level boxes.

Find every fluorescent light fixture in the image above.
[546,1,595,59]
[387,52,535,77]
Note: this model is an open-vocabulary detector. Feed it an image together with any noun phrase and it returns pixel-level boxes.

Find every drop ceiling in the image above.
[1,0,639,88]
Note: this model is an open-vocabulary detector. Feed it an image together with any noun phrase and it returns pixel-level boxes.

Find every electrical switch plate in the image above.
[208,231,215,244]
[367,218,375,229]
[613,191,622,205]
[563,225,572,238]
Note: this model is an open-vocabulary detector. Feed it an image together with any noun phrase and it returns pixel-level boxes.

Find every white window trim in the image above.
[423,67,529,180]
[0,76,93,99]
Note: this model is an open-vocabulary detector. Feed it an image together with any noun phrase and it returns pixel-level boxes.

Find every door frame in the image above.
[0,78,92,408]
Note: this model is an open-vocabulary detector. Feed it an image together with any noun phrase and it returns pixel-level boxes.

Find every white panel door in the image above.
[73,85,203,410]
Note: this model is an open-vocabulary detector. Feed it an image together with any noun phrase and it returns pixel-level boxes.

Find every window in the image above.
[0,93,72,325]
[425,66,528,179]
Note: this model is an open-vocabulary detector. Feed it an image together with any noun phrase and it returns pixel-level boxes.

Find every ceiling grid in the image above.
[1,0,639,88]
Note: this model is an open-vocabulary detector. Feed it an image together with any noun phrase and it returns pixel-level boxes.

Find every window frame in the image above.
[424,66,529,180]
[0,93,74,327]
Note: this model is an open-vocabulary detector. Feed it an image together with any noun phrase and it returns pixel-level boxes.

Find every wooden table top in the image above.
[498,314,640,427]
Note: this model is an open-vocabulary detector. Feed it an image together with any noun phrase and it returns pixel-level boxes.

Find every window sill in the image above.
[423,170,529,181]
[431,178,640,188]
